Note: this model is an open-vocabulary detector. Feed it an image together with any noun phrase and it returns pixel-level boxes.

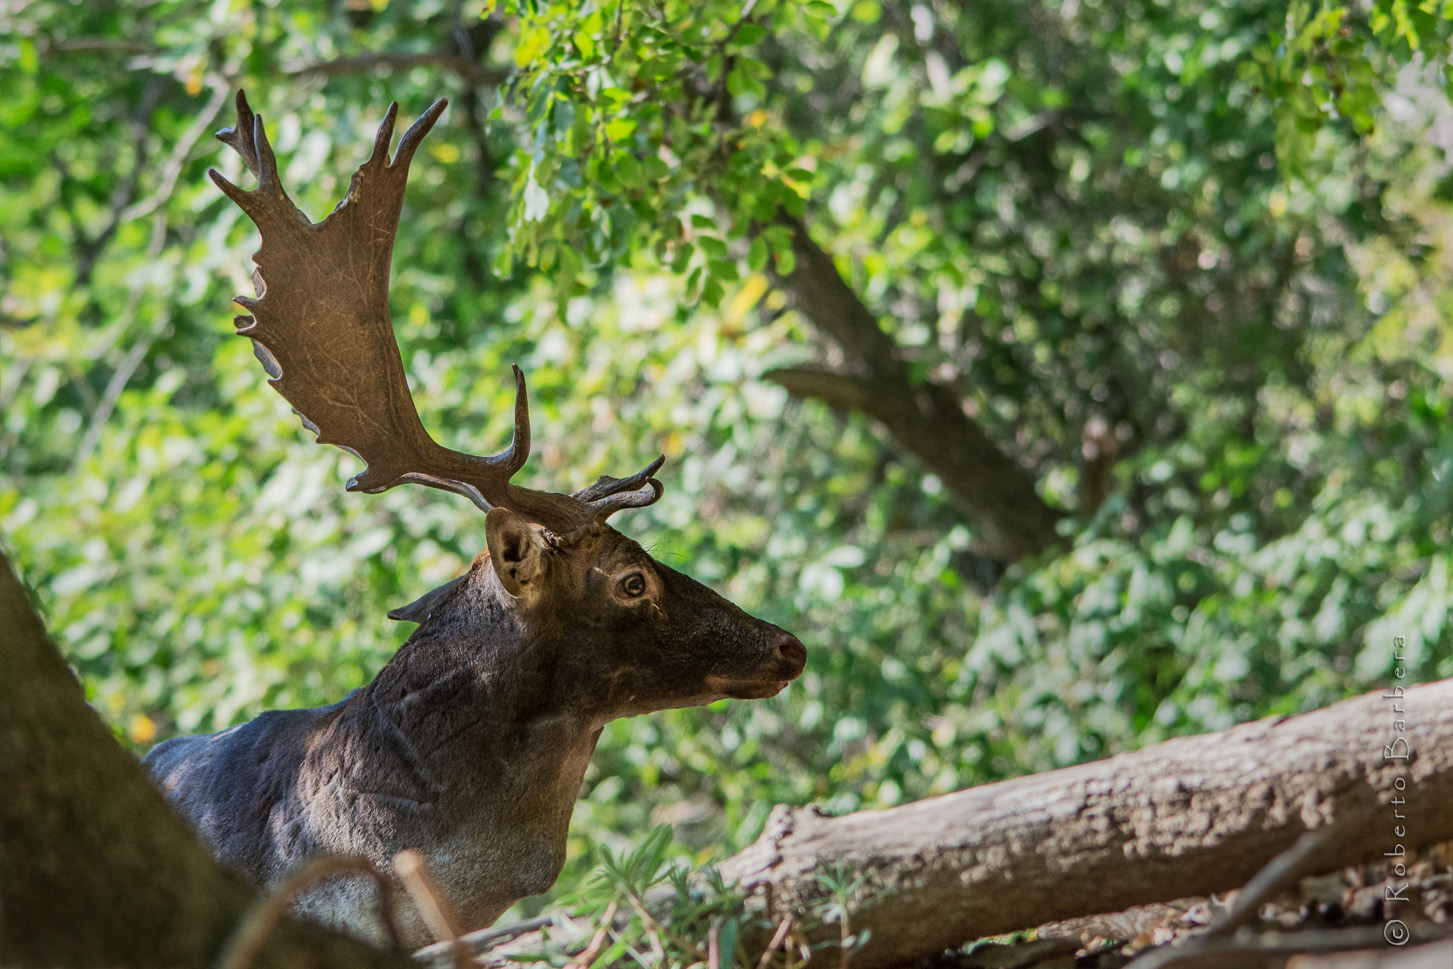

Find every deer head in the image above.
[208,90,806,709]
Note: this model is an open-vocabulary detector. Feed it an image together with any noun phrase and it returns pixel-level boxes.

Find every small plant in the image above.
[524,831,878,969]
[809,863,870,969]
[526,826,752,969]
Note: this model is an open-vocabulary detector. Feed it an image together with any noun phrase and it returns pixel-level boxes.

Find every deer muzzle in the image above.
[707,631,807,700]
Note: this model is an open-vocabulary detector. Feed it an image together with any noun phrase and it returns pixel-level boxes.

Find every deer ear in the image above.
[387,574,466,624]
[486,507,544,599]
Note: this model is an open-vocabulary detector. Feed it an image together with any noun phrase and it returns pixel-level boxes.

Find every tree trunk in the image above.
[0,551,412,968]
[720,678,1443,969]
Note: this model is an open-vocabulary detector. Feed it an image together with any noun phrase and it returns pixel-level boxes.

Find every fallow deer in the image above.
[143,92,806,947]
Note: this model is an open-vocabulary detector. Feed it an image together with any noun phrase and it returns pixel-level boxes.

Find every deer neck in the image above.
[292,603,599,933]
[328,587,602,837]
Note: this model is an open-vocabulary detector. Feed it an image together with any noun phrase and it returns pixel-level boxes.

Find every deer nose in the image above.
[776,634,807,675]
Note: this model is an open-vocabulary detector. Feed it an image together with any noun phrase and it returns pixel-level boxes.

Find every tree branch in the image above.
[766,216,1065,562]
[42,38,155,56]
[120,81,232,223]
[764,366,880,414]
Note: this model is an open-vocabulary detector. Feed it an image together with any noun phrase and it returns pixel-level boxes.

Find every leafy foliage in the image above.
[3,0,1452,922]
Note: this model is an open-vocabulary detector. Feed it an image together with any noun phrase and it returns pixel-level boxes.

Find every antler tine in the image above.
[252,111,283,197]
[366,102,401,170]
[571,456,667,522]
[208,94,307,230]
[485,365,531,475]
[368,365,532,514]
[590,479,667,521]
[213,91,666,537]
[464,371,666,532]
[392,98,448,169]
[215,90,260,177]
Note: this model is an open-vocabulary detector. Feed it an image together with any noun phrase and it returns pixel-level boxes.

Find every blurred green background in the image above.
[3,0,1451,910]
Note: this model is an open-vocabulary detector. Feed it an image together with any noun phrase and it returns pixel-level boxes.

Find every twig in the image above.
[755,917,793,969]
[70,309,169,472]
[53,76,164,287]
[565,903,618,969]
[0,357,33,416]
[395,849,470,969]
[1202,825,1343,939]
[212,855,403,969]
[121,81,231,223]
[625,884,706,960]
[69,201,172,474]
[413,914,557,963]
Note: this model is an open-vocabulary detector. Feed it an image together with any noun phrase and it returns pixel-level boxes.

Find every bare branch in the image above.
[70,311,170,472]
[121,81,232,223]
[413,915,557,965]
[764,366,879,415]
[1200,825,1346,940]
[51,76,164,286]
[42,37,155,56]
[394,850,469,969]
[213,855,404,969]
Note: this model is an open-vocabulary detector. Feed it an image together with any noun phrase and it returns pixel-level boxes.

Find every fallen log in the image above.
[720,676,1449,969]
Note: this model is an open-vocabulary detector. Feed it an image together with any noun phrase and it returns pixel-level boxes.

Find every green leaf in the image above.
[806,0,838,21]
[604,117,638,140]
[697,235,729,260]
[19,38,38,74]
[748,236,769,272]
[734,24,768,46]
[707,258,739,282]
[575,27,597,60]
[615,152,643,187]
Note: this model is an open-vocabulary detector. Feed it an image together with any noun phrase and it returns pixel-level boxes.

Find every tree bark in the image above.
[764,216,1064,563]
[720,678,1444,969]
[0,551,413,968]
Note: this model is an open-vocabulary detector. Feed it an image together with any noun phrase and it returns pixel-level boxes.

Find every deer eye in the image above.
[619,572,648,599]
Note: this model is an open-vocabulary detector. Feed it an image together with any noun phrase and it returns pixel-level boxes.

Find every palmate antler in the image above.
[210,91,663,534]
